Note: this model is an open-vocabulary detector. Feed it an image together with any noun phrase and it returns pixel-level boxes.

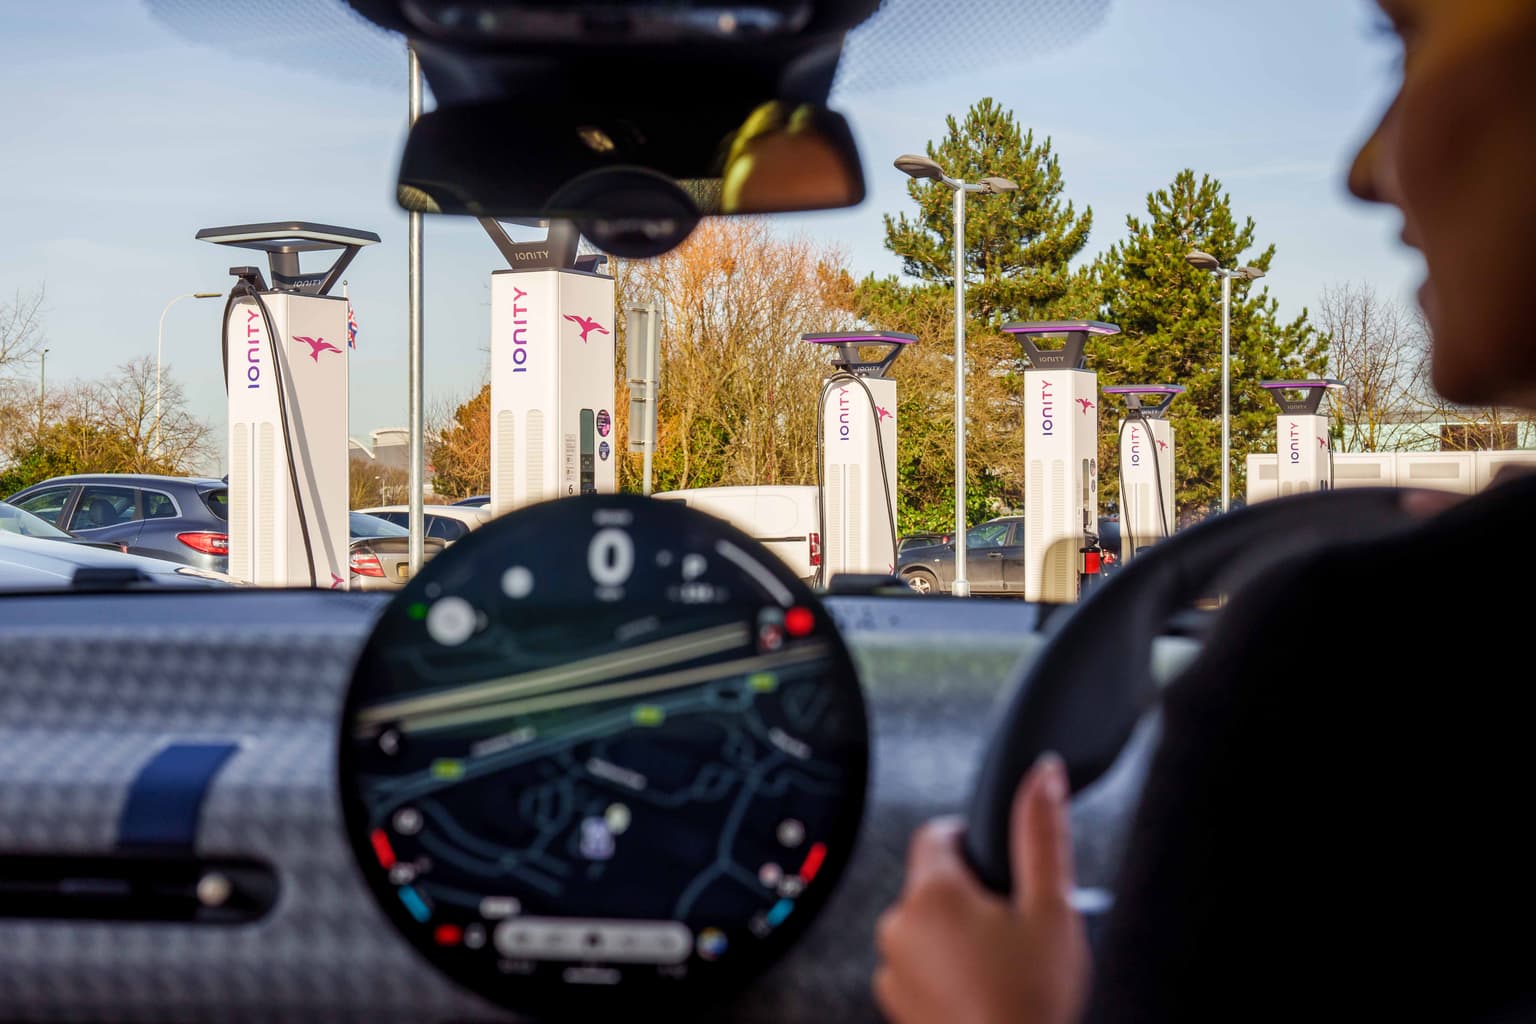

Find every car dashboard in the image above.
[0,587,1199,1023]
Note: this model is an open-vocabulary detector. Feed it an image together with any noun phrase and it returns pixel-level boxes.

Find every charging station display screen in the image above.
[339,495,868,1015]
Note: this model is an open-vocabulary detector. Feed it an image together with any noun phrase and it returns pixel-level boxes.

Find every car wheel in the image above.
[903,568,938,595]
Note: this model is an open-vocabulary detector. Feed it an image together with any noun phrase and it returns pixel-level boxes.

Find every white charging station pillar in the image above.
[1104,385,1184,561]
[1261,379,1341,498]
[1005,321,1120,603]
[198,222,379,588]
[805,332,915,584]
[482,220,617,514]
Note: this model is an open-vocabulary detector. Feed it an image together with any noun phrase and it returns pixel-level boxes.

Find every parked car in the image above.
[450,494,491,507]
[348,511,447,591]
[0,530,235,590]
[6,474,230,573]
[651,485,820,584]
[897,514,1120,596]
[354,503,490,545]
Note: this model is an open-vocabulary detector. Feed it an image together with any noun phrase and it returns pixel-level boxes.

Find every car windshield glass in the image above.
[0,0,1508,603]
[0,501,73,540]
[350,512,409,538]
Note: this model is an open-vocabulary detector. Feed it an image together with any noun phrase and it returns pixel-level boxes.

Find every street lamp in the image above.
[896,153,1017,597]
[1185,250,1265,514]
[38,347,50,434]
[156,292,222,458]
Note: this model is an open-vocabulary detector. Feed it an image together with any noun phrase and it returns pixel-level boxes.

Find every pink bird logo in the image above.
[1318,437,1327,449]
[1076,398,1095,414]
[877,406,893,422]
[563,314,609,343]
[1157,439,1169,451]
[330,573,344,590]
[294,336,342,362]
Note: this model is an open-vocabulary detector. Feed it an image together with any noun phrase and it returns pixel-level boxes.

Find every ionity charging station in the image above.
[482,218,617,515]
[805,331,915,587]
[1261,379,1341,497]
[1004,320,1121,603]
[197,221,379,588]
[1103,385,1185,561]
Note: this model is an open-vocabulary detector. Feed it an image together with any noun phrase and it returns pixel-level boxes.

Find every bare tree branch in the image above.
[0,285,46,380]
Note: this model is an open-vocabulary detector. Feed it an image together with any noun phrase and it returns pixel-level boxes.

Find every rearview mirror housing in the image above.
[395,98,865,256]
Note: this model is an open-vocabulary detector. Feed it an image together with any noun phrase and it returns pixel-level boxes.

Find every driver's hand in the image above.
[873,753,1089,1024]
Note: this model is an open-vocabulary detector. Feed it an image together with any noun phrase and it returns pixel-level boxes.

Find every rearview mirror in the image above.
[395,98,866,256]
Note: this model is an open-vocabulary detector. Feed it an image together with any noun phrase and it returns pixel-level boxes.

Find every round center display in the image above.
[339,494,869,1015]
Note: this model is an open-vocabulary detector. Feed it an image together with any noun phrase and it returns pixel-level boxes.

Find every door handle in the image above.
[987,552,1003,558]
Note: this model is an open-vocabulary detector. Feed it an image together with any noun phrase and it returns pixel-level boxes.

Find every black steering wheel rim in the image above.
[962,487,1440,895]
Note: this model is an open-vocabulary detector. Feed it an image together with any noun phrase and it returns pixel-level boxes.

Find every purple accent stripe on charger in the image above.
[802,332,918,345]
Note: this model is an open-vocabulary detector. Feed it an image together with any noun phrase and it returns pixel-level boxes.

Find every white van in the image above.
[651,485,821,584]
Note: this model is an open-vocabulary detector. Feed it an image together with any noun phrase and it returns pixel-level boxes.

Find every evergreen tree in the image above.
[866,98,1094,530]
[1093,170,1326,520]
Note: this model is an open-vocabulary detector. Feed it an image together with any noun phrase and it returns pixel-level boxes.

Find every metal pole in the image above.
[407,47,426,575]
[952,182,970,597]
[1220,272,1232,514]
[642,303,657,496]
[156,304,168,458]
[38,349,48,435]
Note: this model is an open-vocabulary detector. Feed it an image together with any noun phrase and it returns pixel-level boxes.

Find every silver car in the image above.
[348,512,446,591]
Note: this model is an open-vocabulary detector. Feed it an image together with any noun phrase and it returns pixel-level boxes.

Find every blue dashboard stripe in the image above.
[117,742,240,850]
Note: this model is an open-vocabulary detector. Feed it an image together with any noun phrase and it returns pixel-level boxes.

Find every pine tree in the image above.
[1093,170,1326,520]
[863,98,1094,530]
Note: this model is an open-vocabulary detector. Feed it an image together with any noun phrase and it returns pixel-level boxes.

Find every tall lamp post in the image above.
[1185,251,1266,514]
[156,291,221,457]
[39,347,50,435]
[895,154,1017,596]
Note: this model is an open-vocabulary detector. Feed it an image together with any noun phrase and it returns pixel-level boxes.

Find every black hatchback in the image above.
[6,474,230,573]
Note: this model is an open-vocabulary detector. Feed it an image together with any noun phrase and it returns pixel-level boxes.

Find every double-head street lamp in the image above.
[1185,250,1266,514]
[895,153,1017,597]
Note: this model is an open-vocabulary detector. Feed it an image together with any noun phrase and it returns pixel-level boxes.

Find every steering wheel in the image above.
[962,487,1441,894]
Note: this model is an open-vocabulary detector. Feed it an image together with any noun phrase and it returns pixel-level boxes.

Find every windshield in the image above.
[0,500,72,540]
[0,0,1525,598]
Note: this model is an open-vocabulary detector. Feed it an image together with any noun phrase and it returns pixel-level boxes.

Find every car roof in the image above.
[356,504,488,521]
[14,473,225,489]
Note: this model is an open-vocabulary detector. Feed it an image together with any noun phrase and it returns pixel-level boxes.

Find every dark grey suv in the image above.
[6,474,229,573]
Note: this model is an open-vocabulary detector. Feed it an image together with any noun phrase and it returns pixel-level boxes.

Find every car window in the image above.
[142,490,178,520]
[967,522,1012,549]
[373,511,409,529]
[201,488,228,522]
[350,512,410,538]
[427,515,468,542]
[0,501,72,539]
[66,485,137,531]
[12,486,74,526]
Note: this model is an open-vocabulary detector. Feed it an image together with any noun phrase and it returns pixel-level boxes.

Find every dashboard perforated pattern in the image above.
[0,625,515,1024]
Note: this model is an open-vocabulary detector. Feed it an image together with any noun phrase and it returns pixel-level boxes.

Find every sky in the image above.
[0,0,1419,475]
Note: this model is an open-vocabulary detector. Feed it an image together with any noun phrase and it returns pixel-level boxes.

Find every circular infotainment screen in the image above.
[339,494,868,1016]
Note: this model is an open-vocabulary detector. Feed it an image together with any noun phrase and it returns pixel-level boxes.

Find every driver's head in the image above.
[1348,0,1536,408]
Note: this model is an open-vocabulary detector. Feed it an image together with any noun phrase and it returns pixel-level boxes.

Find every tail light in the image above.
[350,550,385,578]
[177,532,229,556]
[808,532,821,567]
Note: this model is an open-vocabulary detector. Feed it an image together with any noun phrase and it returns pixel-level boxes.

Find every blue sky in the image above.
[0,0,1418,474]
